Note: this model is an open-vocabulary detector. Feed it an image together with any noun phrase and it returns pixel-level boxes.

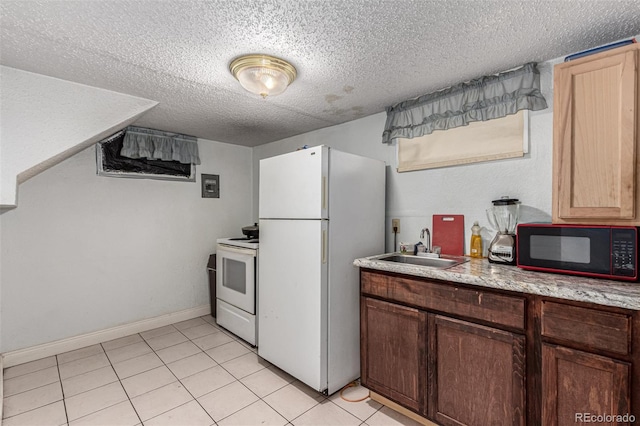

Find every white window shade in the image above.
[397,110,527,172]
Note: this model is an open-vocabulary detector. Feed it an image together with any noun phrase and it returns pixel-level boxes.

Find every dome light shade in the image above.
[230,54,297,98]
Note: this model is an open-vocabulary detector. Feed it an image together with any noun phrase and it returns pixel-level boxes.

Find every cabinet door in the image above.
[553,46,638,223]
[361,297,426,413]
[542,344,630,426]
[431,315,525,426]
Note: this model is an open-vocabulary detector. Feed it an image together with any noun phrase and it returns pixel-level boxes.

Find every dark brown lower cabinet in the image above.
[360,269,639,426]
[542,344,631,426]
[432,316,525,426]
[361,297,426,412]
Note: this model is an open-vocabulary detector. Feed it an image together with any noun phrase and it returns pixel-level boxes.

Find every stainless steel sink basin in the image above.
[377,254,469,269]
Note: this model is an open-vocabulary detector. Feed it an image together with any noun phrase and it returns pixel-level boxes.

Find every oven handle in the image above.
[217,244,257,256]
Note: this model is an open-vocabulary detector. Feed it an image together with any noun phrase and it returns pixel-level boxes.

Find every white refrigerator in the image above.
[258,145,385,394]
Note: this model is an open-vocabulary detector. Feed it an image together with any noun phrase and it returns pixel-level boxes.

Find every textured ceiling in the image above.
[2,1,639,147]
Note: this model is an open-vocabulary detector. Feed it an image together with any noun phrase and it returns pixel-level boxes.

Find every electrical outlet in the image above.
[392,218,400,233]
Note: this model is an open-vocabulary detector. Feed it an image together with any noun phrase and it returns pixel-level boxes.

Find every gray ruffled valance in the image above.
[121,126,201,165]
[382,62,548,144]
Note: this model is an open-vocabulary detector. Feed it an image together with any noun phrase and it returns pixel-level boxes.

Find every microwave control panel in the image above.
[612,228,637,277]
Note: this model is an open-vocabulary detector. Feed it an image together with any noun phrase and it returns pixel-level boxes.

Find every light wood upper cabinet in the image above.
[553,44,639,224]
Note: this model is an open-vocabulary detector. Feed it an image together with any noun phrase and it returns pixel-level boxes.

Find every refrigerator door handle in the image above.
[322,176,327,210]
[322,230,327,264]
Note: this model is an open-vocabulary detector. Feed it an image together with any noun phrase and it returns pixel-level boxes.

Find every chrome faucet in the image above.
[420,228,431,253]
[419,227,440,258]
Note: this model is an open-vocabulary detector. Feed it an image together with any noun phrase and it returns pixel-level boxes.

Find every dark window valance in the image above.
[120,126,201,165]
[382,62,548,144]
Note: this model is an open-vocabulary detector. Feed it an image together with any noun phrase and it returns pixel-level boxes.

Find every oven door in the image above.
[216,244,256,314]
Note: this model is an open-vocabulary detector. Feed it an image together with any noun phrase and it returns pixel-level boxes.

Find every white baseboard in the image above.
[2,304,211,368]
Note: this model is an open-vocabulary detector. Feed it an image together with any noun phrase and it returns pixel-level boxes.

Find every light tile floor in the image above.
[2,315,422,426]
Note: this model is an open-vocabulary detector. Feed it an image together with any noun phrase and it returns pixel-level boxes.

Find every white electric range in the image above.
[215,237,258,346]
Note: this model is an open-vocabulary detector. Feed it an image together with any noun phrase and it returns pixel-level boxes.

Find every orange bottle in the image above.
[470,221,483,258]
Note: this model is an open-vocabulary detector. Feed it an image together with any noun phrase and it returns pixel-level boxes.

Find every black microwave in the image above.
[516,224,638,281]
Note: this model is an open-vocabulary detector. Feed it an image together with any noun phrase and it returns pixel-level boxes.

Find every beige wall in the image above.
[0,139,252,352]
[253,60,559,255]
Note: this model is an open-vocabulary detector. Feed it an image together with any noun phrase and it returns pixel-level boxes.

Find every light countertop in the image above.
[354,254,640,311]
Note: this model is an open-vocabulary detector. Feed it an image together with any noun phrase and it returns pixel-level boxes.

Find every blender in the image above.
[486,197,520,264]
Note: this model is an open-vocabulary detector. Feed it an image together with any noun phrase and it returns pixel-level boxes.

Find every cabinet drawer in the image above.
[361,270,390,298]
[361,270,525,330]
[541,301,631,355]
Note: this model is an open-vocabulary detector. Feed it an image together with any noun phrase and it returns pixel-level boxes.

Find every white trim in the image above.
[1,305,211,368]
[1,354,4,421]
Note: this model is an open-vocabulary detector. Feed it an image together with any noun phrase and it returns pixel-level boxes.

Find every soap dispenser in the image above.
[470,221,483,258]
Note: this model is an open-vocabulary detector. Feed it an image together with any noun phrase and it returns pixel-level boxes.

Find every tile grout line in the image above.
[163,318,274,422]
[204,345,324,424]
[194,317,335,424]
[204,313,382,425]
[51,337,151,425]
[62,376,138,424]
[98,340,144,426]
[147,378,214,425]
[130,317,274,424]
[132,332,216,425]
[2,359,55,380]
[3,325,204,424]
[328,378,385,424]
[58,352,109,382]
[210,370,271,423]
[210,305,383,424]
[61,350,124,424]
[55,354,70,426]
[2,368,64,421]
[4,316,383,426]
[327,390,379,425]
[192,317,336,425]
[258,390,324,425]
[7,326,253,423]
[244,366,381,424]
[189,316,231,426]
[7,337,142,424]
[0,322,191,421]
[120,319,233,423]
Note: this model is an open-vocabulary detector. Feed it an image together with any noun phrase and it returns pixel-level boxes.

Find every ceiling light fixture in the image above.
[229,54,297,98]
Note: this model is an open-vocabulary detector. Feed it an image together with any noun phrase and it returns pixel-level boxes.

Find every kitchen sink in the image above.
[377,254,469,269]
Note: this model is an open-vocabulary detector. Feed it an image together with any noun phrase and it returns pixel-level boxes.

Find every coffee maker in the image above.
[486,197,520,264]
